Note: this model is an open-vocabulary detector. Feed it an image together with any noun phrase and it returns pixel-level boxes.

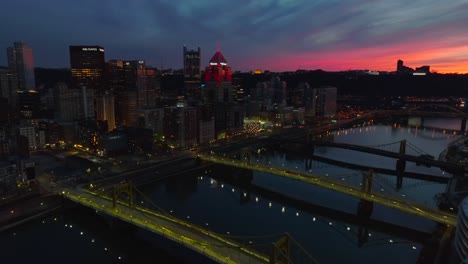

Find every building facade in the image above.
[95,91,116,131]
[7,42,35,91]
[0,69,18,109]
[17,125,36,150]
[69,45,105,90]
[0,161,17,195]
[54,83,81,122]
[310,87,337,117]
[183,46,201,78]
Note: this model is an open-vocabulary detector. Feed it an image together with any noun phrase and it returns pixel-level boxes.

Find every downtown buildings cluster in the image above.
[0,41,337,197]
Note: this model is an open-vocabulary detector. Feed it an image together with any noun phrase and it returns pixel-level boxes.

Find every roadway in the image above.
[62,188,269,264]
[197,154,457,226]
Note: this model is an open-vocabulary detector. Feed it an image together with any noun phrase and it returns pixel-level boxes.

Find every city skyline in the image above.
[1,1,468,73]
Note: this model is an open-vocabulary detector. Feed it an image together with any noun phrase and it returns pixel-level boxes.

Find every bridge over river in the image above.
[197,153,457,226]
[61,183,317,264]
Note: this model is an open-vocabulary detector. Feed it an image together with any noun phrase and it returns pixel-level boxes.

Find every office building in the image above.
[214,103,245,137]
[95,91,116,131]
[310,87,337,117]
[7,42,35,91]
[183,46,201,78]
[138,108,164,134]
[254,76,287,111]
[69,45,105,90]
[198,105,215,145]
[54,83,81,122]
[74,118,99,149]
[109,60,158,127]
[0,160,17,195]
[17,90,40,118]
[117,91,138,127]
[38,120,63,146]
[98,131,128,156]
[17,125,36,150]
[203,50,233,105]
[0,69,18,109]
[163,105,198,149]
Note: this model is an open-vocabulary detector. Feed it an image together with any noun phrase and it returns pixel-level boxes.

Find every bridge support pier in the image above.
[305,143,314,170]
[357,226,369,248]
[358,170,374,219]
[461,117,467,133]
[396,159,406,190]
[399,139,406,155]
[396,140,407,190]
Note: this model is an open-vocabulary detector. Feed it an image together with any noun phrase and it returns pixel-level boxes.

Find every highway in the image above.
[198,153,457,226]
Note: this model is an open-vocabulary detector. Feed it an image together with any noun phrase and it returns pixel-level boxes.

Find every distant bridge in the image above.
[310,140,464,172]
[307,109,468,137]
[307,154,449,183]
[197,153,457,226]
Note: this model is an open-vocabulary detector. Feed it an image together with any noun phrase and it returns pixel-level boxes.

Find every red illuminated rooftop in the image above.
[209,51,228,65]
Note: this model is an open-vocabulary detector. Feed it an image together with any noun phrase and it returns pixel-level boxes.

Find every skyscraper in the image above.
[183,46,202,99]
[95,91,115,131]
[183,46,201,78]
[109,60,152,127]
[69,45,105,90]
[310,86,337,117]
[0,69,18,109]
[203,50,233,105]
[7,42,35,91]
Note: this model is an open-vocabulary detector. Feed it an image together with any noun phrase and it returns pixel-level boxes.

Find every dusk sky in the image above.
[1,0,468,73]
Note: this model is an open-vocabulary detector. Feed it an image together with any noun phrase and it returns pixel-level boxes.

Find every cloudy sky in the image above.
[1,0,468,73]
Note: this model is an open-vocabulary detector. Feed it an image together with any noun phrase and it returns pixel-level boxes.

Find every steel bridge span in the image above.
[62,188,271,264]
[197,153,457,226]
[61,185,317,264]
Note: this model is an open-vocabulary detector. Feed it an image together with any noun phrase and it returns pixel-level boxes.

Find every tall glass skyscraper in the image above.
[7,42,35,91]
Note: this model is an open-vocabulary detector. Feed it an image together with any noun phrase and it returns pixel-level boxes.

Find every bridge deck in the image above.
[198,154,457,226]
[285,139,464,172]
[63,189,268,264]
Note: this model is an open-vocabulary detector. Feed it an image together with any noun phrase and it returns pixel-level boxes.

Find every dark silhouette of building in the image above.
[17,90,40,118]
[7,42,35,91]
[69,46,105,90]
[396,59,414,74]
[415,65,430,74]
[397,59,430,75]
[0,68,19,110]
[183,46,201,78]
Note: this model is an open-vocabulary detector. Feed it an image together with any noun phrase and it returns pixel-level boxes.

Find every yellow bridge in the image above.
[62,186,317,264]
[197,153,457,226]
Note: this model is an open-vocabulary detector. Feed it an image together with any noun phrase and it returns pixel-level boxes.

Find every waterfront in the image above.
[0,117,463,263]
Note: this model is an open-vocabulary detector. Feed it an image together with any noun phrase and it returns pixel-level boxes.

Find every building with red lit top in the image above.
[202,50,243,138]
[203,50,233,105]
[204,51,232,83]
